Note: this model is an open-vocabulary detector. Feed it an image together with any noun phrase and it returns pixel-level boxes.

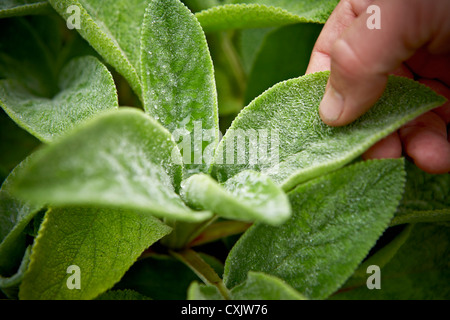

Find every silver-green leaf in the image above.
[188,271,307,300]
[0,56,119,143]
[391,161,450,226]
[48,0,151,98]
[196,0,338,32]
[10,108,212,222]
[224,159,406,299]
[0,156,43,275]
[212,72,446,192]
[231,271,307,300]
[0,0,49,19]
[140,0,219,175]
[19,206,172,300]
[333,223,450,300]
[181,170,291,225]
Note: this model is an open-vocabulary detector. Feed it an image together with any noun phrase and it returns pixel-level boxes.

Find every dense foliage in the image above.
[0,0,448,300]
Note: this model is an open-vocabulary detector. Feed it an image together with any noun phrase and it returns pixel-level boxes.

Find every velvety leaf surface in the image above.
[187,281,223,300]
[225,0,338,22]
[48,0,150,98]
[96,289,151,300]
[183,0,219,13]
[196,4,307,32]
[19,206,172,300]
[224,159,406,299]
[212,72,446,191]
[188,271,306,300]
[196,0,337,32]
[348,225,413,280]
[244,23,322,104]
[0,156,43,276]
[332,223,450,299]
[391,161,450,226]
[181,170,291,225]
[140,0,219,175]
[231,271,307,300]
[0,0,49,18]
[0,56,119,143]
[0,246,31,299]
[10,109,212,222]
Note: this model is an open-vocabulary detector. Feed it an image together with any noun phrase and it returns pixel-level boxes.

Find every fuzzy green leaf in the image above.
[140,0,219,175]
[196,4,308,32]
[391,210,450,226]
[399,161,450,212]
[0,16,109,143]
[181,170,291,225]
[183,0,219,13]
[212,72,446,191]
[0,156,43,276]
[19,206,172,300]
[187,282,223,300]
[196,0,337,32]
[391,161,450,226]
[0,246,31,299]
[188,271,307,300]
[10,109,212,222]
[0,56,119,143]
[231,271,307,300]
[48,0,150,98]
[333,223,450,300]
[335,224,413,290]
[225,0,338,21]
[96,289,151,300]
[224,159,406,299]
[0,0,49,18]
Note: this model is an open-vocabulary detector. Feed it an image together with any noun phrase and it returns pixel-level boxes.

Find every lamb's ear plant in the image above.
[0,0,448,300]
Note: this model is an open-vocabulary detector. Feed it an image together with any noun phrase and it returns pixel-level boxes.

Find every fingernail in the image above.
[319,85,344,122]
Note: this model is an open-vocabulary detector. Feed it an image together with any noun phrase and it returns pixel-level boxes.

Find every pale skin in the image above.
[306,0,450,174]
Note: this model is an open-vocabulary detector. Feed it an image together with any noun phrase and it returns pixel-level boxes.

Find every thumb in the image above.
[319,0,443,126]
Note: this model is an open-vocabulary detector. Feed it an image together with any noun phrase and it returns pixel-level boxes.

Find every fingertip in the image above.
[418,79,450,124]
[321,36,389,126]
[319,84,344,125]
[362,132,402,160]
[401,127,450,174]
[306,51,331,75]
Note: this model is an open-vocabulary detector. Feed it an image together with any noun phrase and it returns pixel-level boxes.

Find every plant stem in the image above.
[170,248,231,300]
[221,31,247,95]
[188,220,252,247]
[161,216,217,249]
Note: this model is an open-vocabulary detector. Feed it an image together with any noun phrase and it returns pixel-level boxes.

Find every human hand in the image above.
[306,0,450,174]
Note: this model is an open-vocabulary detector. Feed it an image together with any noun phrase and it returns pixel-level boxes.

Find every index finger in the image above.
[306,0,368,74]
